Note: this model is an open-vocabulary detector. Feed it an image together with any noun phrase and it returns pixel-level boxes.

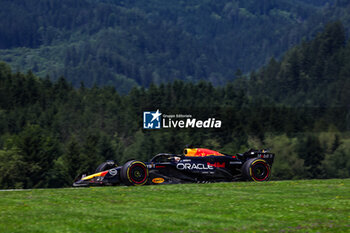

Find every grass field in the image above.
[0,179,349,233]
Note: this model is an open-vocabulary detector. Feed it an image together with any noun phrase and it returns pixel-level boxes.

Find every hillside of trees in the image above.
[238,21,350,108]
[0,22,349,189]
[0,0,350,93]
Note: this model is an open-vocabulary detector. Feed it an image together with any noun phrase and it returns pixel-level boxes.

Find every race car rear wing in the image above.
[237,149,275,166]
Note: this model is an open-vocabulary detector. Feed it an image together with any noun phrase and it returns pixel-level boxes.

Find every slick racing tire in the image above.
[121,160,149,186]
[95,160,117,173]
[242,158,271,182]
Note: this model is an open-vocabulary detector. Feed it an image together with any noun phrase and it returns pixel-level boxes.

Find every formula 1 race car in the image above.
[73,148,275,187]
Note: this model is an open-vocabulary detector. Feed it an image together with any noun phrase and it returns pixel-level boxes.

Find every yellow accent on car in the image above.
[184,148,198,156]
[81,171,106,181]
[183,148,224,157]
[152,178,165,184]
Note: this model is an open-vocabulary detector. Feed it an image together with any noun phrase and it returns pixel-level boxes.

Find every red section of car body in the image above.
[207,162,225,168]
[184,148,224,157]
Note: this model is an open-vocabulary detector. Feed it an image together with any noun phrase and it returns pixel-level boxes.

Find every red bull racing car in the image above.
[73,148,275,187]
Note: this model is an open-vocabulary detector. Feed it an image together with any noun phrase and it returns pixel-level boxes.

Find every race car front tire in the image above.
[120,160,149,186]
[242,158,271,181]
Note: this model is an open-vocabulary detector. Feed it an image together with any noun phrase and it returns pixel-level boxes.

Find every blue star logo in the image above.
[143,110,162,129]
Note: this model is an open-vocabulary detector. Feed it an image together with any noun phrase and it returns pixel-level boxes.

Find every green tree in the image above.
[321,138,350,178]
[265,134,306,180]
[0,142,26,189]
[298,135,324,178]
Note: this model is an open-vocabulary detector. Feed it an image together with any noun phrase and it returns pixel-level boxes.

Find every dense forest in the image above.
[0,0,350,93]
[0,22,349,189]
[239,21,350,107]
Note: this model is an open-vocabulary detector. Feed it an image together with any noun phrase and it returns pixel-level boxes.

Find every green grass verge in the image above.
[0,179,349,232]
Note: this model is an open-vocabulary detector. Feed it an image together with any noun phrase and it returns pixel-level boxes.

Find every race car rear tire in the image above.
[95,160,117,173]
[120,160,149,186]
[242,158,270,181]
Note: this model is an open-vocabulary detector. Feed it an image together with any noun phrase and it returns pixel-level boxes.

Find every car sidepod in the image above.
[148,155,244,184]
